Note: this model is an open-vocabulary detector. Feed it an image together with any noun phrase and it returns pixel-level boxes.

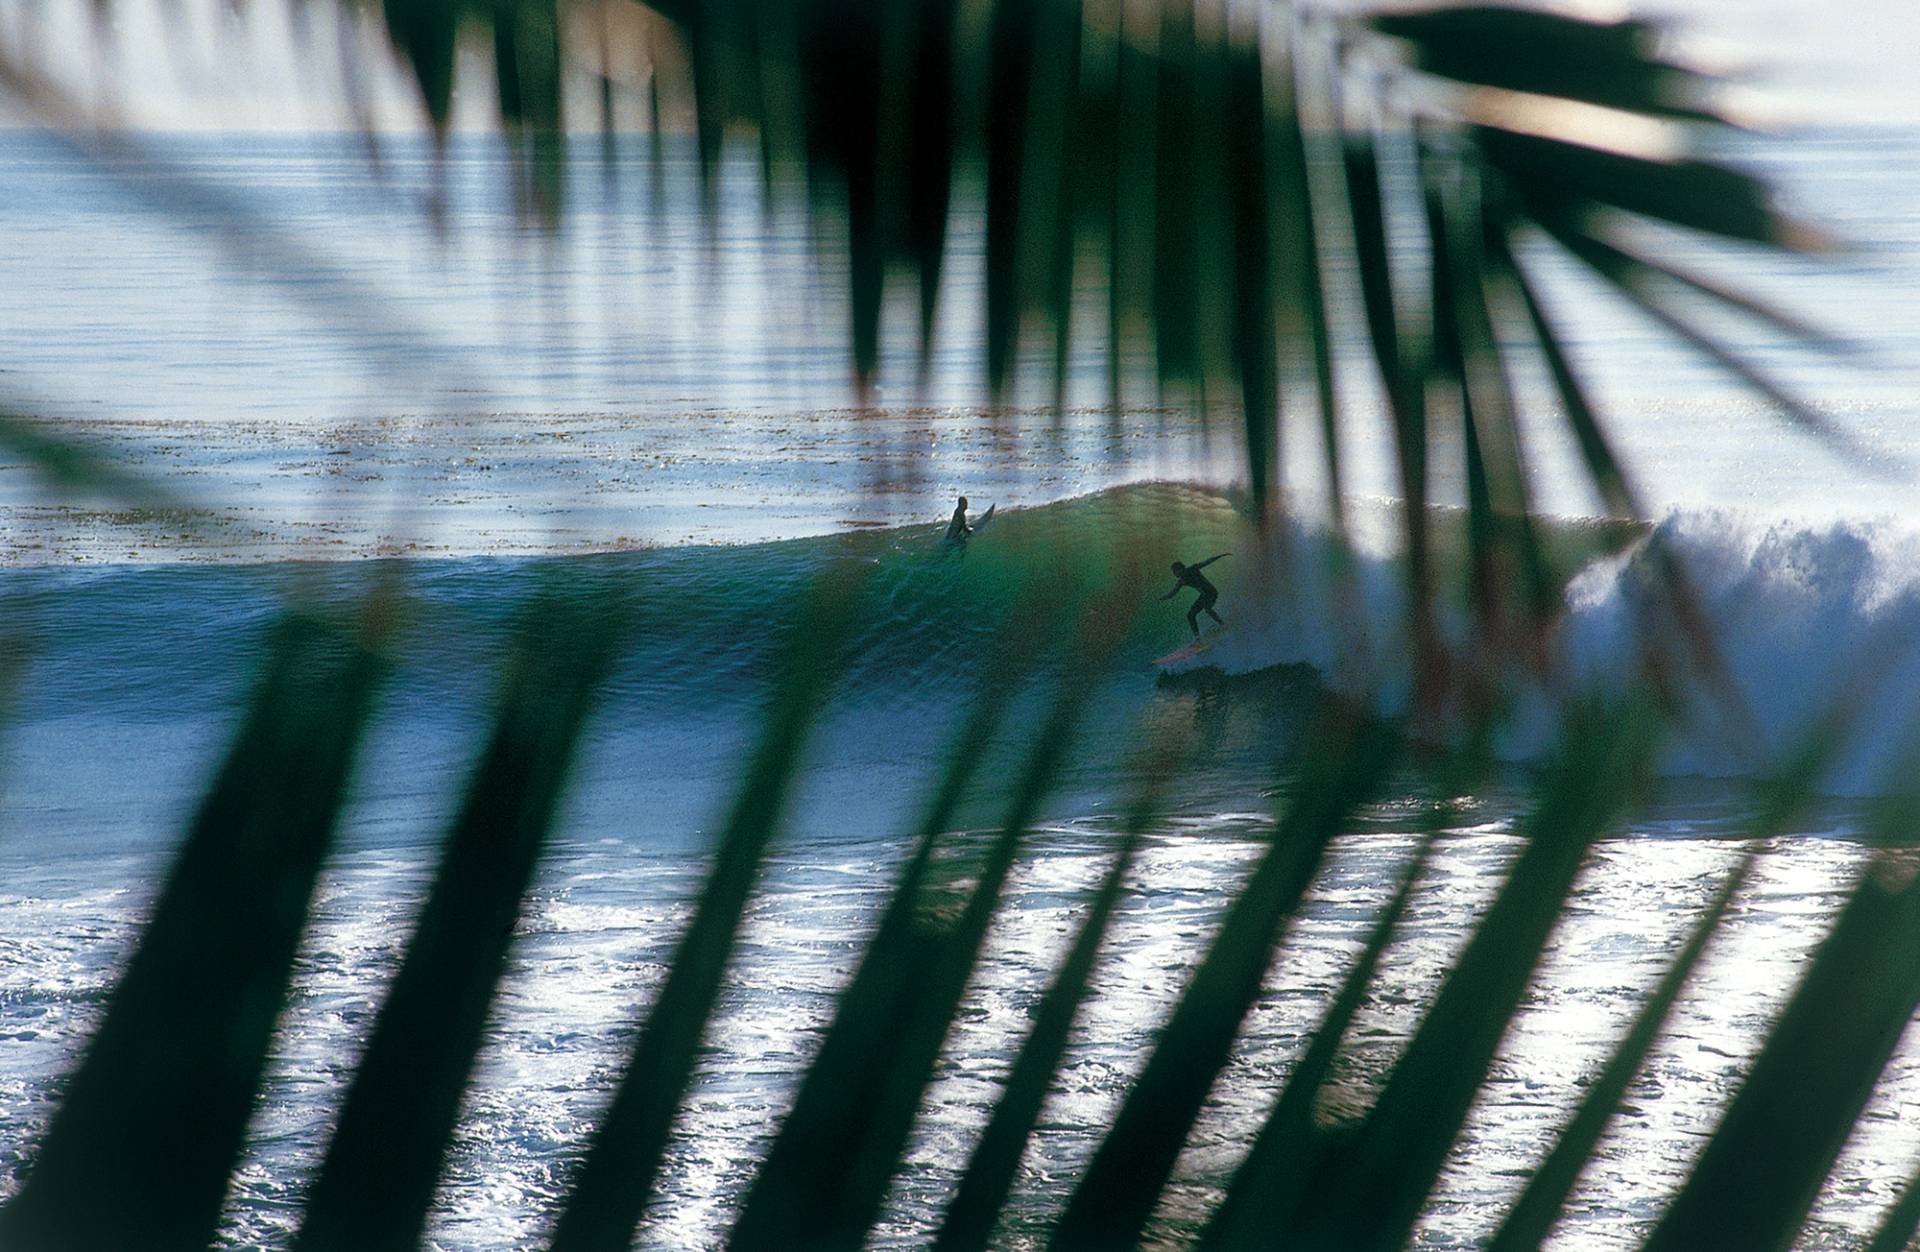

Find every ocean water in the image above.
[2,126,1920,1250]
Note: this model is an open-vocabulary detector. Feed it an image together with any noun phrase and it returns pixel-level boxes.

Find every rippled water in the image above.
[3,126,1920,545]
[2,799,1909,1249]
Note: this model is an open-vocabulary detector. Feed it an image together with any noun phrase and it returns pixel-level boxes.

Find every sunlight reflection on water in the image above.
[4,808,1906,1249]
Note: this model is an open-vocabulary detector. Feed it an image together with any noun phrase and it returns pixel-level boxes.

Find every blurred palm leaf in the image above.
[294,595,621,1252]
[0,404,181,513]
[1,3,1909,1252]
[1277,699,1659,1250]
[728,693,1080,1247]
[0,613,384,1252]
[547,570,867,1252]
[1644,799,1920,1252]
[8,577,1917,1252]
[1199,812,1442,1252]
[1489,704,1857,1252]
[1050,700,1398,1250]
[2,0,1857,692]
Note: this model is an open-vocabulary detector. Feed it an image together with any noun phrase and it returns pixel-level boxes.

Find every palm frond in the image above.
[1198,823,1440,1251]
[0,612,383,1252]
[294,593,620,1252]
[1365,6,1729,123]
[1491,697,1860,1251]
[0,404,178,511]
[544,570,866,1251]
[1544,217,1864,454]
[1275,698,1660,1251]
[1644,794,1920,1252]
[6,0,1865,686]
[1050,701,1399,1250]
[1,4,1905,1252]
[730,588,1132,1250]
[933,751,1181,1252]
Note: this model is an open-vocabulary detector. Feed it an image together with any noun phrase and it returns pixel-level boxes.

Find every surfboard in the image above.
[945,503,994,543]
[1153,624,1226,667]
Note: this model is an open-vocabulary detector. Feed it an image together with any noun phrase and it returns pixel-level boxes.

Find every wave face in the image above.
[1,484,1281,853]
[5,482,1242,720]
[7,483,1920,858]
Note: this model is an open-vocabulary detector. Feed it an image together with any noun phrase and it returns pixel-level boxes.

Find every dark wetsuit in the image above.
[1163,555,1228,636]
[946,504,971,542]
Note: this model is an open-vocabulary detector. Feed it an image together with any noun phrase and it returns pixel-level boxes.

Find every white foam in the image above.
[1188,506,1920,795]
[1557,511,1920,793]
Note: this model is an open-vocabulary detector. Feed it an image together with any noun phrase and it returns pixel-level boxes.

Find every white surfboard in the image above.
[945,503,995,543]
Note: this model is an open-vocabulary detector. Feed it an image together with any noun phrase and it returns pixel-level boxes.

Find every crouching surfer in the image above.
[1161,553,1231,637]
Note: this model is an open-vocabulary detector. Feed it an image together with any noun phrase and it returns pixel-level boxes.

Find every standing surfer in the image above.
[1161,554,1231,637]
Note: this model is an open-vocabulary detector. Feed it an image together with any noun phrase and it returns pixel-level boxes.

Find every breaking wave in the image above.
[9,483,1920,829]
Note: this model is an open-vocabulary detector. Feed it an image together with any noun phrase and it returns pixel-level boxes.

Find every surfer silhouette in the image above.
[1161,553,1231,637]
[945,496,974,543]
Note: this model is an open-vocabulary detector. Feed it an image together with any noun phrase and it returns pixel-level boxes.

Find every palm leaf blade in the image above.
[0,614,381,1252]
[1642,807,1920,1252]
[1048,704,1399,1250]
[1279,700,1659,1251]
[1198,828,1439,1251]
[294,598,616,1252]
[546,578,862,1252]
[728,607,1116,1251]
[933,753,1184,1252]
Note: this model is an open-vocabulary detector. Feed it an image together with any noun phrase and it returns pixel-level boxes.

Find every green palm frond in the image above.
[0,403,180,512]
[0,613,384,1251]
[935,745,1184,1252]
[1198,817,1438,1252]
[295,595,621,1252]
[1,0,1860,689]
[0,3,1908,1252]
[1050,701,1399,1250]
[1488,703,1855,1252]
[5,576,1914,1251]
[546,571,868,1252]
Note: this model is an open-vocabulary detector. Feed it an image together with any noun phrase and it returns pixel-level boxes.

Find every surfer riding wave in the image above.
[1162,553,1230,637]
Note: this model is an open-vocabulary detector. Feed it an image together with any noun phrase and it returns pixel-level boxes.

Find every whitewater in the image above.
[4,126,1920,1248]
